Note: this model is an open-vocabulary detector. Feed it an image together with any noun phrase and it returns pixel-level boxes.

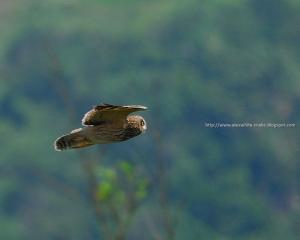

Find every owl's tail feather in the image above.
[54,132,93,151]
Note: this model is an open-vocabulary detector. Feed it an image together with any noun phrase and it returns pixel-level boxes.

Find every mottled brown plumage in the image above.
[54,104,147,151]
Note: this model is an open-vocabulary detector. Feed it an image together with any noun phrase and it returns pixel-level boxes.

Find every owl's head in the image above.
[127,115,147,133]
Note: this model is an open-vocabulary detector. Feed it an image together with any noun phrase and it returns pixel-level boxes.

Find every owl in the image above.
[54,104,147,151]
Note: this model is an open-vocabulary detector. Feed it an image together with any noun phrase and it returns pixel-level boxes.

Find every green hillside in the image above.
[0,0,300,239]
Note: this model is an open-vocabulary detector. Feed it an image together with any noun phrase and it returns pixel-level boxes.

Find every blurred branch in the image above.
[154,130,175,240]
[78,151,112,240]
[45,45,138,240]
[152,77,175,240]
[44,45,108,238]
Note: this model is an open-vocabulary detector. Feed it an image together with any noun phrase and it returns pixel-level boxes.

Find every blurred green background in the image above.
[1,0,300,239]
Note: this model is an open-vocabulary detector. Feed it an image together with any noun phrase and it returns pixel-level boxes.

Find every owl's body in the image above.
[54,104,147,151]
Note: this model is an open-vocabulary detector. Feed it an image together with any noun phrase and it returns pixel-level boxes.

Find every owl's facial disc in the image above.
[127,115,147,133]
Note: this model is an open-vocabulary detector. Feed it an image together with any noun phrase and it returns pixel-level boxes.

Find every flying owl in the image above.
[54,103,147,151]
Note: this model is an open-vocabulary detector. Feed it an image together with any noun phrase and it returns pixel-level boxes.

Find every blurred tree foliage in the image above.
[0,0,300,239]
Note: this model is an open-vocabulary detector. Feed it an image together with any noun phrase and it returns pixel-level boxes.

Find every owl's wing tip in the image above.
[93,103,147,110]
[125,105,148,110]
[139,105,148,109]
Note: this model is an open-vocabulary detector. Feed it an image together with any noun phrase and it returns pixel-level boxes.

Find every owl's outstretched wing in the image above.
[82,103,147,126]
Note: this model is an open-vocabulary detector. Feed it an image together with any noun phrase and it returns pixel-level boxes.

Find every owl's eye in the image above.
[140,120,145,126]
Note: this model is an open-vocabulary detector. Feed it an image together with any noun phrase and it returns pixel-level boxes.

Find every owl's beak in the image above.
[141,124,147,133]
